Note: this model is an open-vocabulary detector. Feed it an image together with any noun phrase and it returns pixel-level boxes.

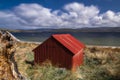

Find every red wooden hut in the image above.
[32,34,85,70]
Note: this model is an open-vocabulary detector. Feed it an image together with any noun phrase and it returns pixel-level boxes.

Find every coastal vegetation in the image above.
[0,30,120,80]
[15,42,120,80]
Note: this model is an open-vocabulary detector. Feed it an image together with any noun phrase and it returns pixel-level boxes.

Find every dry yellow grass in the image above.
[84,46,120,79]
[14,42,120,80]
[15,42,38,77]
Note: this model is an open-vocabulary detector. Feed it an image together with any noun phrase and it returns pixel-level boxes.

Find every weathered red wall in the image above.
[34,37,73,69]
[72,51,83,71]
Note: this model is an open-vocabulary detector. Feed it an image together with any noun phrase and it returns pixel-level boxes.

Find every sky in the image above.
[0,0,120,29]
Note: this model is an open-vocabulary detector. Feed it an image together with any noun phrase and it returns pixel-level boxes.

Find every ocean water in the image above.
[11,32,120,46]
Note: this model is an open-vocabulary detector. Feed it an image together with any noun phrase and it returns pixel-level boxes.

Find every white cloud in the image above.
[92,10,120,27]
[0,2,120,29]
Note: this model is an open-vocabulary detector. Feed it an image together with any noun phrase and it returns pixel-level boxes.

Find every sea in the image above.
[11,32,120,46]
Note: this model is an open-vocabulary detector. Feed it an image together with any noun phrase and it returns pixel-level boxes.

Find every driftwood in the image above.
[0,30,26,80]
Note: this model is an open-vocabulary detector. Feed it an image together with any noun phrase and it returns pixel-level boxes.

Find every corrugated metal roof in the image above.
[52,34,84,55]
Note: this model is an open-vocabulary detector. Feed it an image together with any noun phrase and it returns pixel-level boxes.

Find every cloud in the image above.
[0,2,120,29]
[0,11,25,29]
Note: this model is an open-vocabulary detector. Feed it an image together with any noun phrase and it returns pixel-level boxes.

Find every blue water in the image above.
[11,32,120,46]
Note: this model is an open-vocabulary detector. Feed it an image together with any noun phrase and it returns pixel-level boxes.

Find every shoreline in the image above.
[19,40,120,49]
[86,45,120,49]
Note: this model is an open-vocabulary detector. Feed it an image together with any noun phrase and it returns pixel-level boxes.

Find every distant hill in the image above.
[1,27,120,32]
[49,27,120,32]
[77,27,120,32]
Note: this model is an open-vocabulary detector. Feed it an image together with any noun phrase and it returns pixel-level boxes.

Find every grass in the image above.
[81,46,120,80]
[25,55,120,80]
[14,42,120,80]
[26,51,34,61]
[77,56,115,80]
[26,64,76,80]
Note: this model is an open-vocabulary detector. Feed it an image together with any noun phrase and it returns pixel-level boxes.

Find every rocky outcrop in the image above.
[0,30,26,80]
